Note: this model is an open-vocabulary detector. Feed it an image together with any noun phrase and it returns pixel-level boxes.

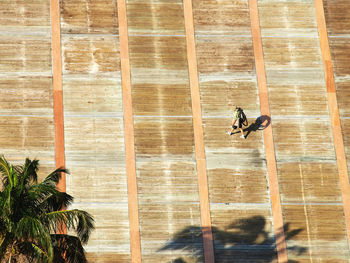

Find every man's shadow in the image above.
[244,115,271,139]
[231,115,271,139]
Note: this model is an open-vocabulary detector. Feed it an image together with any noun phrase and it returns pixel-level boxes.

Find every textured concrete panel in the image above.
[0,0,50,28]
[61,0,119,34]
[259,0,317,36]
[62,35,120,74]
[278,162,342,203]
[324,0,350,35]
[132,84,192,116]
[0,36,51,73]
[192,0,251,35]
[0,77,53,115]
[127,0,185,34]
[63,76,122,115]
[134,118,194,156]
[283,205,350,261]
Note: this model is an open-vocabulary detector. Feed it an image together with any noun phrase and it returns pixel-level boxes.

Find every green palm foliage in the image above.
[0,156,94,263]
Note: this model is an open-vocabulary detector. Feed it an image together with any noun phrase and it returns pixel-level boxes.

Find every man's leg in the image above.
[227,127,234,135]
[239,128,245,139]
[230,119,237,134]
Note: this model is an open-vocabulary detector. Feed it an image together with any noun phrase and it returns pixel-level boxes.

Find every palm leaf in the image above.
[19,158,39,188]
[42,168,69,186]
[1,187,13,221]
[28,183,74,212]
[15,240,49,263]
[32,242,51,263]
[51,234,87,263]
[0,157,93,262]
[45,192,74,212]
[43,210,94,244]
[0,156,11,181]
[0,157,18,189]
[28,183,61,205]
[14,216,53,261]
[0,233,10,259]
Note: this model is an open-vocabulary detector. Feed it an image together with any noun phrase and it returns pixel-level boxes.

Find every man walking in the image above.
[228,106,247,139]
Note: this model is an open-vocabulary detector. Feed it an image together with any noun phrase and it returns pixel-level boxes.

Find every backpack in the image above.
[235,107,248,126]
[234,108,241,118]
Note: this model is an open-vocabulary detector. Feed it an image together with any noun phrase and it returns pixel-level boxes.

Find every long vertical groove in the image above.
[314,0,350,247]
[116,0,142,262]
[50,0,66,191]
[248,0,288,262]
[183,1,215,262]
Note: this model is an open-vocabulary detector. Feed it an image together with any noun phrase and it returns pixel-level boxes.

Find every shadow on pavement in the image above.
[231,115,271,139]
[159,215,306,263]
[244,115,271,139]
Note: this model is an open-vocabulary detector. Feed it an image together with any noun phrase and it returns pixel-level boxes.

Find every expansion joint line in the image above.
[248,0,288,262]
[314,0,350,248]
[116,0,142,262]
[183,0,215,262]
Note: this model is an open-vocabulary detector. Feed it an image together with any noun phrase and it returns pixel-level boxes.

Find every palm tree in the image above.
[0,156,94,263]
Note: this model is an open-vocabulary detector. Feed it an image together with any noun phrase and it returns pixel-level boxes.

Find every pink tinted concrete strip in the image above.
[314,0,350,247]
[50,0,66,235]
[248,0,288,262]
[116,0,142,262]
[183,0,215,262]
[50,0,66,191]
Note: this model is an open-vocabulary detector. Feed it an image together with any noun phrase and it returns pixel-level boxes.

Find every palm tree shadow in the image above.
[244,115,271,139]
[159,215,306,263]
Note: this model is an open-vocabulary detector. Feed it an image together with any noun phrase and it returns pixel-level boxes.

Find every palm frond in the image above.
[20,158,39,186]
[42,168,69,186]
[29,242,51,263]
[28,183,60,203]
[0,163,16,189]
[14,216,53,261]
[51,234,87,263]
[14,240,48,263]
[0,156,11,179]
[28,183,74,212]
[0,157,18,190]
[0,233,10,259]
[45,192,74,212]
[1,187,13,221]
[43,210,95,244]
[0,219,7,236]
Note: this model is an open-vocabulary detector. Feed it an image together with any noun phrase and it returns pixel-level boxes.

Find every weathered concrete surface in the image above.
[0,0,350,262]
[324,0,350,183]
[259,0,349,261]
[129,2,202,258]
[60,1,130,260]
[0,0,54,181]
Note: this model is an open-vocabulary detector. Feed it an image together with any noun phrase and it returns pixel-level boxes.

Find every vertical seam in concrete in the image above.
[50,0,66,191]
[116,0,142,262]
[183,0,215,262]
[248,0,288,262]
[314,0,350,248]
